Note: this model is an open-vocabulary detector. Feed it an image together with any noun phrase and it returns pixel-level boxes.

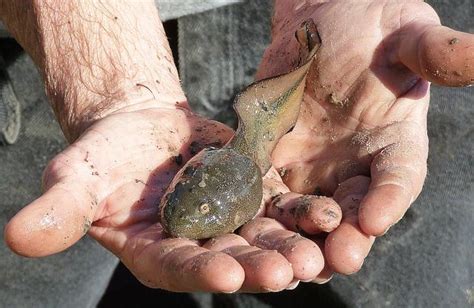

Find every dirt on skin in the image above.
[293,195,342,233]
[425,37,474,86]
[268,193,342,234]
[328,92,350,108]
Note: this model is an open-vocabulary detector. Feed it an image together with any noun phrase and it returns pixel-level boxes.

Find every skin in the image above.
[203,234,294,292]
[267,192,342,234]
[326,176,375,274]
[1,0,473,293]
[261,0,473,244]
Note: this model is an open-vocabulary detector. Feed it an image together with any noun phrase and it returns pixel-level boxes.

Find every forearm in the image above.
[0,0,184,141]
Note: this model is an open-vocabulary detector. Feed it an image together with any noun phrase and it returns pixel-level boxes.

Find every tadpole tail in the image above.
[229,19,321,174]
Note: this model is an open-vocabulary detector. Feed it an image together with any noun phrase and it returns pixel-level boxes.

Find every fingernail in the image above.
[262,286,286,292]
[312,274,334,285]
[222,288,239,294]
[286,280,300,290]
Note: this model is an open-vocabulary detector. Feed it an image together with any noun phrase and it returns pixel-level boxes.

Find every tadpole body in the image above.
[160,19,321,239]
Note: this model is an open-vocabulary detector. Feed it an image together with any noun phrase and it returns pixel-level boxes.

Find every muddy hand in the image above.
[2,0,331,293]
[3,106,323,292]
[256,0,474,276]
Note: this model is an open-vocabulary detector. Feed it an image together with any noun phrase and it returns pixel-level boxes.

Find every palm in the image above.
[6,105,327,291]
[43,106,247,289]
[74,108,231,248]
[255,0,473,273]
[272,1,431,228]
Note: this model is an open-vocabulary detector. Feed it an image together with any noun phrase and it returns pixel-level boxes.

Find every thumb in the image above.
[397,21,474,87]
[4,178,98,257]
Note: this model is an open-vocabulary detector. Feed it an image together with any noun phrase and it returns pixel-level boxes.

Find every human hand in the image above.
[255,0,474,275]
[4,101,331,292]
[1,0,331,292]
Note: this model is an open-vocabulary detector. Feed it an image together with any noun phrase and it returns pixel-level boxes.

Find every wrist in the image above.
[47,76,187,142]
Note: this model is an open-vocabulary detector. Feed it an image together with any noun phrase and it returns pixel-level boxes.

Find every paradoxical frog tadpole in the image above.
[160,19,321,239]
[161,147,262,239]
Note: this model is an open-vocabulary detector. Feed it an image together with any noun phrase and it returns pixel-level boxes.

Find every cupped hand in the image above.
[4,102,330,292]
[256,0,474,275]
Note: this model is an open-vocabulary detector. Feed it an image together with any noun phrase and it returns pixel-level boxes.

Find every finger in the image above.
[259,166,291,217]
[4,181,97,257]
[325,176,375,275]
[239,217,324,281]
[121,228,244,293]
[267,192,342,234]
[311,236,334,284]
[326,216,375,275]
[203,233,250,250]
[397,21,474,86]
[223,246,294,292]
[358,141,427,236]
[204,234,293,292]
[312,263,334,284]
[261,167,291,208]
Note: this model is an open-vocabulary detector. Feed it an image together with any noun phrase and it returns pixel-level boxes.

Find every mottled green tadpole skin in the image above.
[161,148,262,239]
[160,19,321,239]
[229,50,316,174]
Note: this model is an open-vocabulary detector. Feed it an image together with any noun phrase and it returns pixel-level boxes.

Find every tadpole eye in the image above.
[199,203,210,214]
